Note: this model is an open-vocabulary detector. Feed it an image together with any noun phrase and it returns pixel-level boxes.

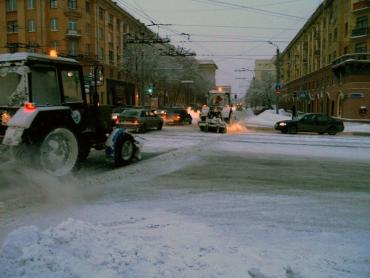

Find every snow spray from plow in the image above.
[226,122,249,133]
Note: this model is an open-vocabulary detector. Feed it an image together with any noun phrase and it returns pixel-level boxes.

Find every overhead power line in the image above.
[175,40,290,43]
[191,0,306,20]
[168,24,298,31]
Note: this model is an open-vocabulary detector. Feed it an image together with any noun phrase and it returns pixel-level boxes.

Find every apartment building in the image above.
[280,0,370,119]
[198,60,218,90]
[254,59,276,81]
[0,0,151,106]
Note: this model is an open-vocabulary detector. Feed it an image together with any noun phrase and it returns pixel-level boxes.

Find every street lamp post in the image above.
[268,41,280,115]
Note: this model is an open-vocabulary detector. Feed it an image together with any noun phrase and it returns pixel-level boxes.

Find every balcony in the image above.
[64,8,82,18]
[333,53,370,65]
[353,0,370,12]
[65,29,81,38]
[332,53,370,77]
[351,27,369,38]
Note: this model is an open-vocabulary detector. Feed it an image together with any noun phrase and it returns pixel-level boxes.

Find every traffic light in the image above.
[146,85,154,95]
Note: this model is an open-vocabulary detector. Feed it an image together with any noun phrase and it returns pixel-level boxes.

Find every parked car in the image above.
[117,108,163,133]
[159,108,192,125]
[274,113,344,135]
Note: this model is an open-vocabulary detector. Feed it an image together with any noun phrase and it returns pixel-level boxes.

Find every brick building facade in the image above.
[280,0,370,120]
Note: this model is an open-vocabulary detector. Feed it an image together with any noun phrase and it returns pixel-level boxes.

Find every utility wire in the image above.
[191,0,306,20]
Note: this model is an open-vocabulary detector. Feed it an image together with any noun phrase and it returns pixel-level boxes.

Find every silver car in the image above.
[117,108,163,133]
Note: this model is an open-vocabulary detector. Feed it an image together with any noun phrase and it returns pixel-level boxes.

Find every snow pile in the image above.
[0,212,254,277]
[0,208,306,278]
[344,122,370,133]
[243,109,291,128]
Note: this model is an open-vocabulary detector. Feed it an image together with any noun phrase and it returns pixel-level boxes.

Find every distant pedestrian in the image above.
[292,105,297,119]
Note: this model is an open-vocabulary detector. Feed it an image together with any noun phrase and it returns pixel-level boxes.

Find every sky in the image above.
[117,0,323,97]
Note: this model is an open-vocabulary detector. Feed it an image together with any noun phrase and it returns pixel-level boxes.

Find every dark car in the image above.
[117,108,163,133]
[274,113,344,135]
[160,108,192,125]
[111,106,131,124]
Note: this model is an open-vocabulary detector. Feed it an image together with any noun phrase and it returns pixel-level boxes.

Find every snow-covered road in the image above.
[1,125,370,277]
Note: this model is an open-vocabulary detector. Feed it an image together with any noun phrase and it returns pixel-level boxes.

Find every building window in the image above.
[99,7,104,20]
[68,20,77,31]
[85,1,90,13]
[108,14,114,26]
[28,20,36,32]
[98,27,103,39]
[27,0,35,9]
[68,41,78,56]
[343,46,348,54]
[50,19,58,31]
[356,16,368,29]
[86,44,91,55]
[109,51,114,64]
[68,0,77,9]
[355,42,367,53]
[7,21,18,33]
[108,32,113,43]
[6,0,17,11]
[344,22,348,37]
[50,0,57,8]
[98,48,104,61]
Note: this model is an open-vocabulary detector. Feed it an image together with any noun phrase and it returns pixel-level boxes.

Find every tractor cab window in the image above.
[0,67,23,106]
[61,70,82,102]
[31,66,60,106]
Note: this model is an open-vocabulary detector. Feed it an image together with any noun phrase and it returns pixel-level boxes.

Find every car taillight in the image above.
[24,102,36,112]
[163,114,167,120]
[132,118,139,124]
[115,116,121,124]
[175,115,181,120]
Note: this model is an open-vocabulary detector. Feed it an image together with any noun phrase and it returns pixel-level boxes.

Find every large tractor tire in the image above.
[114,133,135,166]
[39,127,79,176]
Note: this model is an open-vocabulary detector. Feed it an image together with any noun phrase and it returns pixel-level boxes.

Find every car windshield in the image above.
[209,94,229,106]
[122,109,140,117]
[0,66,28,107]
[296,114,307,121]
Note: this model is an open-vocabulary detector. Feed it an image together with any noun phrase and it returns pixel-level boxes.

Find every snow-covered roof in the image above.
[0,52,79,65]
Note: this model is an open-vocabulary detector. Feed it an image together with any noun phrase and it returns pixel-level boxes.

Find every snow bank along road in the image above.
[1,125,370,277]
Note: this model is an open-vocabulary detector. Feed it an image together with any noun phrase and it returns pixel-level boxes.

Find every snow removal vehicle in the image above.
[0,52,141,176]
[199,89,233,133]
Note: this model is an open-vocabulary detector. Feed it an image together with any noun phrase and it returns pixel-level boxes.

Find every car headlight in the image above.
[279,122,287,127]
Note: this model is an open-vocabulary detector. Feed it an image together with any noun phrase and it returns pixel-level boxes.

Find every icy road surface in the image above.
[1,125,370,277]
